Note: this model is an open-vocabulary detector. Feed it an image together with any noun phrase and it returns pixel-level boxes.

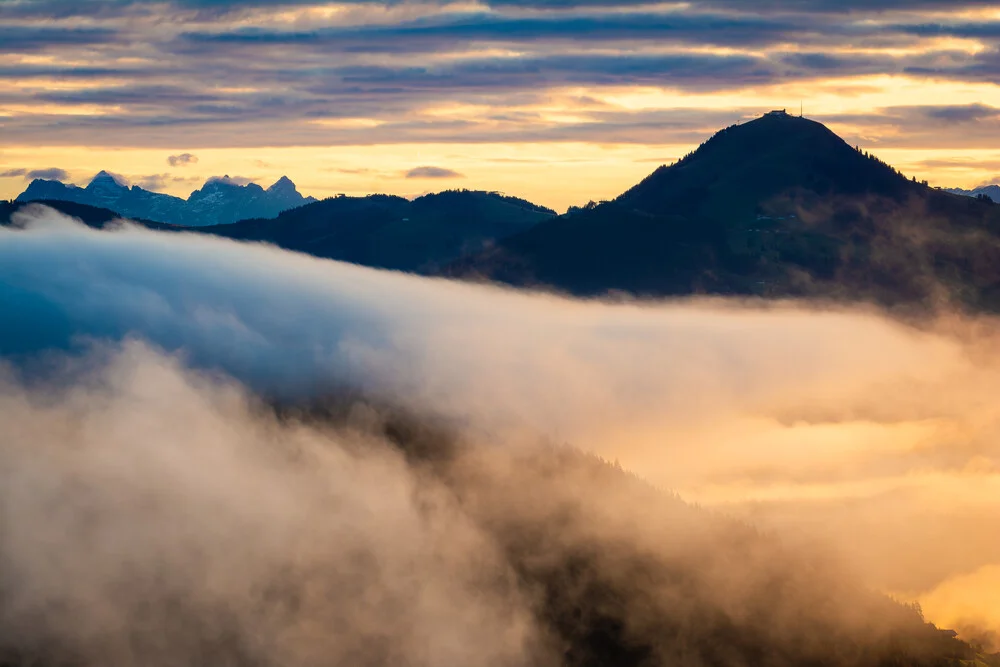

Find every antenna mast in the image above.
[800,101,803,118]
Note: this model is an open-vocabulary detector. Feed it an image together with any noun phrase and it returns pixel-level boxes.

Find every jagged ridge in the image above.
[16,172,316,226]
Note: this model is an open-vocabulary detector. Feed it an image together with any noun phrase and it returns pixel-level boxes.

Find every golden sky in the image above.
[4,1,1000,210]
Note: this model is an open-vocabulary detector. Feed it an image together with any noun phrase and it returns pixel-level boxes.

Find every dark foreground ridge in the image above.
[197,189,556,273]
[0,199,176,231]
[2,190,556,275]
[449,112,1000,313]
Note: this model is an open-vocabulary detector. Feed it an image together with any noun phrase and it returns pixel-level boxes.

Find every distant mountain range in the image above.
[8,113,1000,312]
[946,184,1000,202]
[15,172,315,226]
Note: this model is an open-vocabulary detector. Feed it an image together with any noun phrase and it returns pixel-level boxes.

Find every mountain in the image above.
[185,175,318,225]
[266,175,311,210]
[449,112,1000,312]
[17,171,188,224]
[947,184,1000,203]
[198,189,556,273]
[16,172,315,226]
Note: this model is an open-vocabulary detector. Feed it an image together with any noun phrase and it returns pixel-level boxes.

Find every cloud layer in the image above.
[405,165,464,179]
[0,341,545,667]
[167,152,199,167]
[2,207,1000,646]
[0,167,70,181]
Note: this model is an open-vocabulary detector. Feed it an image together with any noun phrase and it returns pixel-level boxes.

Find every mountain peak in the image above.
[267,175,297,193]
[87,170,128,190]
[693,112,845,157]
[204,175,242,188]
[617,112,913,215]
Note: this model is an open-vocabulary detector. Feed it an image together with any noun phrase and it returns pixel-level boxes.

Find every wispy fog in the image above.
[1,206,998,652]
[0,343,539,666]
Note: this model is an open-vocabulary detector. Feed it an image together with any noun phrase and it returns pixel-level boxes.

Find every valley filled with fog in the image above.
[1,208,997,665]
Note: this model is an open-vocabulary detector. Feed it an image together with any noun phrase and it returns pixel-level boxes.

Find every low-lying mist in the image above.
[1,205,998,660]
[0,344,539,666]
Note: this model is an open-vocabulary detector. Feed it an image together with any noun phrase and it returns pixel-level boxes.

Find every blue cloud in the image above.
[405,166,464,178]
[0,25,119,51]
[27,168,71,181]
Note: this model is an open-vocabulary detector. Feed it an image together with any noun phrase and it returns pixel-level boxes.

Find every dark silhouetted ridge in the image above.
[1,199,175,231]
[449,113,1000,312]
[619,113,915,217]
[197,190,556,273]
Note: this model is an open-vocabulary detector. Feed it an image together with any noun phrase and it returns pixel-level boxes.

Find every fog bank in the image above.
[1,206,998,646]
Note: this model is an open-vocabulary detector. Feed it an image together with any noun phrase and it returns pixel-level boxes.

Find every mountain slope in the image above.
[1,199,175,231]
[16,172,315,227]
[199,190,556,273]
[271,400,986,667]
[449,113,1000,311]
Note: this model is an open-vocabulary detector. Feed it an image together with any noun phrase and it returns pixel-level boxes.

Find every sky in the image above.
[4,0,1000,211]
